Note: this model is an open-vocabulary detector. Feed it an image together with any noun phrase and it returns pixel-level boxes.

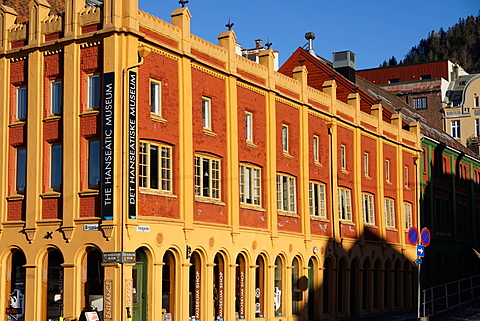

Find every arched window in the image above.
[44,249,64,321]
[213,253,225,320]
[7,249,26,321]
[189,252,202,320]
[162,250,176,320]
[255,255,265,318]
[274,256,283,317]
[291,257,300,315]
[235,254,246,319]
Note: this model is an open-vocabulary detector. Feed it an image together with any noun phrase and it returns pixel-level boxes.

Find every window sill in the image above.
[8,120,26,128]
[364,175,372,180]
[246,140,258,148]
[310,216,329,222]
[6,194,25,201]
[339,220,355,225]
[151,113,167,123]
[78,189,99,197]
[386,181,393,186]
[195,197,225,206]
[386,227,398,231]
[283,152,293,159]
[405,186,411,191]
[240,204,265,211]
[341,169,349,174]
[278,211,299,218]
[314,161,323,168]
[203,129,217,136]
[139,189,177,198]
[43,115,61,123]
[363,224,378,229]
[80,109,99,117]
[40,191,61,199]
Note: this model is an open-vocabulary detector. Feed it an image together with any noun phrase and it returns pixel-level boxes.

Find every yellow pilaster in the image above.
[0,54,10,226]
[258,50,278,245]
[372,104,386,241]
[23,264,41,320]
[180,261,191,320]
[392,113,405,245]
[28,0,50,45]
[60,263,78,320]
[64,0,84,37]
[102,263,122,321]
[171,7,192,53]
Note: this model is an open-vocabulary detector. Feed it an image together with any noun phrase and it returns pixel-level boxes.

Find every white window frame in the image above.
[364,152,369,177]
[245,112,253,142]
[313,135,319,163]
[404,202,413,230]
[139,141,173,193]
[385,160,390,182]
[309,181,326,218]
[384,198,396,228]
[50,80,62,115]
[195,155,220,200]
[451,120,460,138]
[87,74,100,109]
[202,97,212,130]
[413,97,427,109]
[340,145,346,170]
[282,125,289,153]
[337,187,352,221]
[361,193,375,225]
[240,164,261,206]
[16,86,27,120]
[276,173,296,213]
[150,79,161,115]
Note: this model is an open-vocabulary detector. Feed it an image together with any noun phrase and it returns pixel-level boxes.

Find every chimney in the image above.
[333,50,356,83]
[255,39,263,49]
[305,32,316,55]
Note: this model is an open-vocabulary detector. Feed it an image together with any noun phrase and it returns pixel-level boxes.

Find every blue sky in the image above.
[139,0,479,70]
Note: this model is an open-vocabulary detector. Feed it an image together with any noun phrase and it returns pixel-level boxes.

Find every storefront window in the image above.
[83,249,104,316]
[162,250,176,320]
[273,256,283,317]
[254,256,265,318]
[189,252,201,321]
[8,250,26,321]
[45,249,64,321]
[213,254,225,321]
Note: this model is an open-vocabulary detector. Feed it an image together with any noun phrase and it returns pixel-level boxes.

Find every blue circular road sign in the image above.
[421,228,431,247]
[408,227,419,245]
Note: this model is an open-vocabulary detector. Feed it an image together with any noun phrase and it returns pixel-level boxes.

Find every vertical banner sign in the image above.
[104,280,113,321]
[194,265,201,321]
[101,72,115,220]
[128,71,137,219]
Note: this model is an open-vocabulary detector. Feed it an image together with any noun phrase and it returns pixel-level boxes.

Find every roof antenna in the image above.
[265,37,272,49]
[178,0,188,7]
[225,18,234,30]
[305,32,316,55]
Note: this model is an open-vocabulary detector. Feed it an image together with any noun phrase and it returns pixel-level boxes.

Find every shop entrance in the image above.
[132,249,148,321]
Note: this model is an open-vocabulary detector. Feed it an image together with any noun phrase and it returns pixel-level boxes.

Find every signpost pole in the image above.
[417,262,421,320]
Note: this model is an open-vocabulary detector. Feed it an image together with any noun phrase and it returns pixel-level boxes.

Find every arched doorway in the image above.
[7,249,26,321]
[307,257,317,321]
[274,256,284,317]
[43,249,64,321]
[350,259,360,317]
[254,255,265,318]
[189,251,202,320]
[82,248,104,315]
[133,248,148,321]
[162,250,176,320]
[323,257,334,316]
[291,257,300,316]
[235,254,246,319]
[213,253,225,320]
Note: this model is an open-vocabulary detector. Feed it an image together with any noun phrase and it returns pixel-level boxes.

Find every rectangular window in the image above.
[404,166,409,188]
[245,112,253,142]
[384,198,395,228]
[87,74,100,109]
[309,181,326,218]
[476,119,480,137]
[364,152,369,177]
[276,173,296,213]
[404,202,413,230]
[385,160,390,182]
[475,96,479,108]
[313,135,319,162]
[150,80,161,115]
[202,97,211,130]
[420,75,431,80]
[195,155,220,199]
[451,120,460,138]
[16,147,26,193]
[88,140,100,187]
[51,144,62,190]
[282,125,289,153]
[239,164,261,206]
[340,145,346,170]
[139,142,172,192]
[389,78,399,84]
[413,97,427,109]
[16,86,27,120]
[362,193,375,224]
[337,187,352,221]
[51,80,62,114]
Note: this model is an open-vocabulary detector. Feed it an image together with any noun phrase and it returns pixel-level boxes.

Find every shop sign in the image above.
[128,70,137,219]
[103,252,136,264]
[125,279,133,312]
[217,271,224,319]
[101,72,115,220]
[237,270,245,318]
[104,280,113,321]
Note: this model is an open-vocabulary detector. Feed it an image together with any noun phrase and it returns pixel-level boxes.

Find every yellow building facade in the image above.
[0,0,421,320]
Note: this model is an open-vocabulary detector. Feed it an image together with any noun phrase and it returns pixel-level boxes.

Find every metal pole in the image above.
[418,262,421,320]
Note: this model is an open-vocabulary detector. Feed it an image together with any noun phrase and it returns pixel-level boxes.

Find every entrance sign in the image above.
[421,228,431,247]
[408,227,419,245]
[103,252,136,264]
[417,244,425,258]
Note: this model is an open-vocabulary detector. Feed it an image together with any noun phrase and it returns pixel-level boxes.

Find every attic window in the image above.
[420,75,431,80]
[389,78,400,84]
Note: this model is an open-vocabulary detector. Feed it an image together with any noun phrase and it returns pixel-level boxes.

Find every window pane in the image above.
[88,75,99,108]
[16,148,26,192]
[246,112,252,141]
[202,158,210,197]
[150,145,159,189]
[51,81,62,114]
[150,81,161,114]
[51,144,62,189]
[88,140,100,186]
[17,87,27,119]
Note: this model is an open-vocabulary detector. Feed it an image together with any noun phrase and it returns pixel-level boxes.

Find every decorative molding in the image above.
[191,62,226,80]
[275,96,301,109]
[140,44,179,61]
[237,81,266,96]
[100,224,115,241]
[22,228,37,243]
[80,41,101,49]
[60,226,75,242]
[43,49,63,56]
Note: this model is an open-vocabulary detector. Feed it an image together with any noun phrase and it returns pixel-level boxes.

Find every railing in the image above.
[422,274,480,317]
